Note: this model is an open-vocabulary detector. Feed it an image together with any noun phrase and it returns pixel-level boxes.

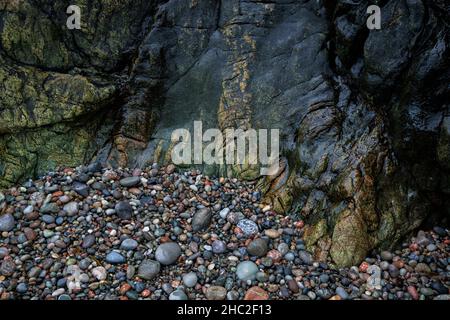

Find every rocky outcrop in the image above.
[0,0,448,267]
[0,0,156,185]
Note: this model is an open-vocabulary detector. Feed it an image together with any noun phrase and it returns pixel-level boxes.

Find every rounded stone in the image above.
[237,219,259,237]
[0,214,15,232]
[388,264,400,278]
[23,205,34,215]
[182,272,198,288]
[319,274,330,283]
[205,286,227,300]
[192,208,212,232]
[41,214,55,224]
[82,234,96,249]
[212,240,227,254]
[287,279,299,293]
[63,202,78,216]
[120,176,141,187]
[415,263,431,274]
[256,272,268,282]
[115,201,133,220]
[169,290,188,300]
[16,283,28,294]
[380,261,389,270]
[430,281,448,295]
[264,229,280,239]
[227,211,245,224]
[219,208,230,219]
[73,182,89,197]
[298,250,313,265]
[155,242,181,265]
[0,247,9,259]
[380,251,393,261]
[420,287,434,296]
[165,164,176,174]
[244,287,269,300]
[284,252,295,261]
[40,203,59,214]
[91,266,107,281]
[336,287,348,300]
[247,239,268,257]
[105,251,126,264]
[277,242,289,256]
[120,238,139,251]
[236,261,259,281]
[1,260,15,276]
[138,260,161,280]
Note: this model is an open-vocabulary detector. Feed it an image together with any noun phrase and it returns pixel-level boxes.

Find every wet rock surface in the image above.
[0,165,448,300]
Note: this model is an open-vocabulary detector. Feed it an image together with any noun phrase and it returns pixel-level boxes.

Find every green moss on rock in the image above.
[330,209,370,267]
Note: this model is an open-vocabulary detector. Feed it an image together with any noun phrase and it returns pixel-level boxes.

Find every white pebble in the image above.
[219,208,230,219]
[52,288,65,297]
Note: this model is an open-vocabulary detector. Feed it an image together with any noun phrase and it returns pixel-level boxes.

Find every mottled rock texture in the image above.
[0,0,449,266]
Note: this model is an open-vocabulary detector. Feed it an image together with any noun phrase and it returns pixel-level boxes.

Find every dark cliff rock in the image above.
[0,0,448,266]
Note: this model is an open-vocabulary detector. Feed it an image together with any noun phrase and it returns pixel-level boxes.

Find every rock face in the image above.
[0,0,448,267]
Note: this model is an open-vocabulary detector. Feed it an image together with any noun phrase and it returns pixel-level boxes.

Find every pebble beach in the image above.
[0,164,449,300]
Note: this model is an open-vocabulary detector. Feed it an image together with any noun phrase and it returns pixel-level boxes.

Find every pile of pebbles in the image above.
[0,164,448,300]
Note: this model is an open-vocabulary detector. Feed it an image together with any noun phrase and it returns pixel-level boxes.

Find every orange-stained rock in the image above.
[244,286,269,300]
[119,283,132,295]
[141,289,151,298]
[393,259,404,269]
[329,295,342,300]
[52,191,64,197]
[264,229,280,239]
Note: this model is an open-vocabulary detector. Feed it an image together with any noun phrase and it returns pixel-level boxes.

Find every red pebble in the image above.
[119,283,132,295]
[141,289,151,298]
[295,221,305,229]
[408,286,419,300]
[52,191,64,197]
[359,261,370,273]
[244,287,269,300]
